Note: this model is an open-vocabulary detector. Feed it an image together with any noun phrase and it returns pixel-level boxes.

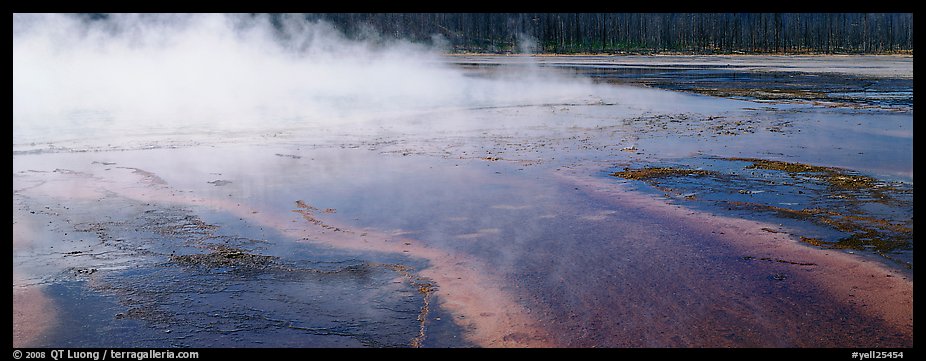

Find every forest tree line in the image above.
[295,13,913,54]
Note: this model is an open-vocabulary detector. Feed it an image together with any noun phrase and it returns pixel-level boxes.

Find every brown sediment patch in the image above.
[800,236,828,247]
[612,157,911,264]
[171,245,276,270]
[727,202,912,256]
[558,167,913,341]
[726,157,885,192]
[742,256,817,267]
[690,87,828,102]
[99,167,553,347]
[611,167,717,181]
[293,200,348,233]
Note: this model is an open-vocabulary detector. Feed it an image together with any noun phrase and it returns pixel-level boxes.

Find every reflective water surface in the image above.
[13,56,913,348]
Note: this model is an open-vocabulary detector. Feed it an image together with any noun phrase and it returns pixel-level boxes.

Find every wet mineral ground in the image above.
[13,55,913,348]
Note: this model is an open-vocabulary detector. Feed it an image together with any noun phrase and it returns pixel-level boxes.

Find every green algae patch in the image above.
[831,231,911,252]
[733,158,834,173]
[800,236,828,247]
[611,167,718,181]
[727,157,883,192]
[726,202,827,220]
[689,88,829,103]
[728,201,912,256]
[611,157,913,269]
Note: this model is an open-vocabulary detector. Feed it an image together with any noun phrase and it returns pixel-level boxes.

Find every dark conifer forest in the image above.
[296,13,913,54]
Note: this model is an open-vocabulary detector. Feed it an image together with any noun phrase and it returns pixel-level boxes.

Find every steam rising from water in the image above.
[13,13,606,144]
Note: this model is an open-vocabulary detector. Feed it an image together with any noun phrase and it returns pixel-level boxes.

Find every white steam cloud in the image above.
[13,13,608,144]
